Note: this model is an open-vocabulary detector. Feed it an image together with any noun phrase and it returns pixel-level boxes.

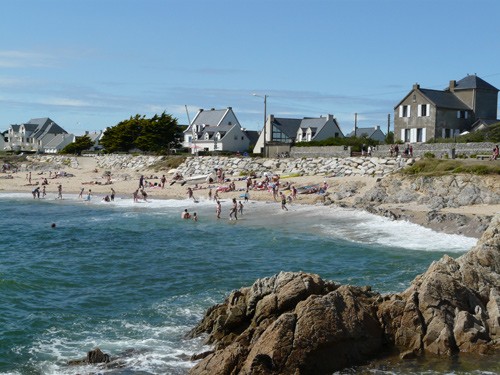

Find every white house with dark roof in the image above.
[5,117,69,152]
[394,74,499,142]
[346,126,386,142]
[253,114,344,153]
[183,107,251,153]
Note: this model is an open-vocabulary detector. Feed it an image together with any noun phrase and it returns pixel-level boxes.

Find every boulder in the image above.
[189,215,500,374]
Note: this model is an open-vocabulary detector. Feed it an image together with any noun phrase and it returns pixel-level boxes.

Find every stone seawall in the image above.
[291,142,497,159]
[25,154,165,172]
[176,155,414,178]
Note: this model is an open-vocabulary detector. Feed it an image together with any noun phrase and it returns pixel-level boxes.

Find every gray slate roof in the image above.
[244,130,260,145]
[347,127,380,137]
[43,134,74,149]
[24,118,67,139]
[454,75,499,91]
[271,118,302,138]
[193,109,227,126]
[197,124,234,140]
[420,89,471,110]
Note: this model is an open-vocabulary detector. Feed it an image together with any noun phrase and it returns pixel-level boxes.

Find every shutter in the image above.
[465,111,468,119]
[422,128,427,142]
[401,129,405,141]
[399,105,403,117]
[442,129,446,138]
[418,105,422,117]
[457,111,460,119]
[410,128,417,143]
[407,106,411,117]
[426,104,430,117]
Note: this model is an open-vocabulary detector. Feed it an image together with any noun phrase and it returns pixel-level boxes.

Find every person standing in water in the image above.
[280,192,288,211]
[229,198,238,220]
[57,184,63,199]
[215,200,221,219]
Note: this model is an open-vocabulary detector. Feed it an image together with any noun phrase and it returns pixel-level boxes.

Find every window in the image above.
[335,132,339,138]
[416,128,423,142]
[457,110,468,119]
[404,129,411,142]
[418,104,429,117]
[399,105,411,118]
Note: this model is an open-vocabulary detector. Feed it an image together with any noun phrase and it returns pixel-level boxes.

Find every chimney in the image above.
[85,130,89,135]
[227,106,232,110]
[199,109,204,112]
[211,108,215,111]
[376,125,380,130]
[449,80,456,92]
[413,83,420,90]
[327,114,334,121]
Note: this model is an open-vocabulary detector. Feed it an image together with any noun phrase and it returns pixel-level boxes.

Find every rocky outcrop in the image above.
[356,174,500,209]
[348,174,500,237]
[188,215,500,375]
[68,347,110,365]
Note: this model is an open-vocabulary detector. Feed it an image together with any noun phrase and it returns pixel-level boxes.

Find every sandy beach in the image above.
[1,156,499,237]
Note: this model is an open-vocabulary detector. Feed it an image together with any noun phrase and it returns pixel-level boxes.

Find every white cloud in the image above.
[36,97,92,108]
[0,50,59,68]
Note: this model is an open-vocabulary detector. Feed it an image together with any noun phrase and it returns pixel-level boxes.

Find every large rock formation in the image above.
[188,215,500,375]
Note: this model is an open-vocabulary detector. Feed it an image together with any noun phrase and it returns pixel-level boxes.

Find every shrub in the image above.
[423,152,435,159]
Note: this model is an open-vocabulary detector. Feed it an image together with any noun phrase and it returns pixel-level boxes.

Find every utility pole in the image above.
[354,113,358,136]
[387,114,391,137]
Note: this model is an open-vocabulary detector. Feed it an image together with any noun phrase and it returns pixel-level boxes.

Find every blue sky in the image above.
[1,0,499,136]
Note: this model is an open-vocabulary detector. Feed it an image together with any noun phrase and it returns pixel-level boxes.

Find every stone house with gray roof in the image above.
[253,114,343,154]
[5,117,70,153]
[183,107,251,153]
[394,74,499,143]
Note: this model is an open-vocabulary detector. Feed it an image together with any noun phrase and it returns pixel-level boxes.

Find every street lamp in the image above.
[253,93,268,156]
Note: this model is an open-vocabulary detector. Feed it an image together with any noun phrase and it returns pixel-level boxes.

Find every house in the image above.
[0,130,6,150]
[394,74,499,143]
[83,130,104,151]
[5,117,69,152]
[470,119,499,132]
[346,126,386,142]
[43,133,76,154]
[252,114,344,154]
[183,107,251,153]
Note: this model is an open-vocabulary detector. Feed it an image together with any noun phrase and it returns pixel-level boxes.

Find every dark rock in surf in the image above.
[188,214,500,375]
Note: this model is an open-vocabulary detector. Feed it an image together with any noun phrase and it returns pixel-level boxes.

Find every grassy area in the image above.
[402,158,500,176]
[149,155,187,171]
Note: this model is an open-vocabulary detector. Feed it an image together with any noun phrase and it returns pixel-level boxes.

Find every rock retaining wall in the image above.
[177,156,414,178]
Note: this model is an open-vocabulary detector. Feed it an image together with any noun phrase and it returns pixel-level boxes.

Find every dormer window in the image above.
[204,133,210,140]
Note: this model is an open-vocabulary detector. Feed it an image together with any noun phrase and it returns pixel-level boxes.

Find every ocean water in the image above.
[0,192,496,374]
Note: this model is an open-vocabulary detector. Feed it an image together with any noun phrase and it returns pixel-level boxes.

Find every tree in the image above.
[134,112,182,153]
[385,131,394,144]
[60,135,94,155]
[100,112,182,154]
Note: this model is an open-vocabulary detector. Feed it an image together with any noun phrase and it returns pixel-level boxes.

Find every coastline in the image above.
[1,155,498,238]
